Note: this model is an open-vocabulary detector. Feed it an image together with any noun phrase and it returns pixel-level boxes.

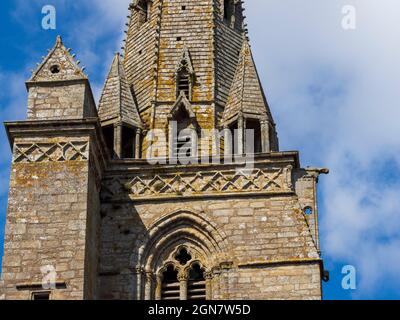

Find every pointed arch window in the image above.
[161,265,180,301]
[169,93,198,162]
[176,48,194,100]
[158,247,208,301]
[170,106,198,160]
[188,263,206,300]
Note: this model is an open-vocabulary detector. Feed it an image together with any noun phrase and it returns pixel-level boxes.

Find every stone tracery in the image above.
[134,210,229,300]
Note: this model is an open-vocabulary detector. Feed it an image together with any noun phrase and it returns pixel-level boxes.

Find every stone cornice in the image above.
[4,118,109,177]
[105,151,301,174]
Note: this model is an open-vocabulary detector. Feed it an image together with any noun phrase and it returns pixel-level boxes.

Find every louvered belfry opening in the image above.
[157,246,209,301]
[161,265,180,301]
[177,69,190,99]
[188,263,206,300]
[174,109,194,158]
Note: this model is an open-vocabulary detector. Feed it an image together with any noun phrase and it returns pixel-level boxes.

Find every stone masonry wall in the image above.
[98,193,322,300]
[27,82,96,121]
[1,135,98,300]
[222,263,321,300]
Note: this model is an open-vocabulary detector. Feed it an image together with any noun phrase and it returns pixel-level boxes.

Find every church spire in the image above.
[117,0,278,157]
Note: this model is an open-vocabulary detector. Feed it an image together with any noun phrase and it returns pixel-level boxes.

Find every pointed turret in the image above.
[98,53,144,159]
[222,40,279,153]
[28,36,87,82]
[98,53,144,129]
[26,36,97,120]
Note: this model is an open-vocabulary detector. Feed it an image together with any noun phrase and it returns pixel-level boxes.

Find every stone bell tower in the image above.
[1,0,328,300]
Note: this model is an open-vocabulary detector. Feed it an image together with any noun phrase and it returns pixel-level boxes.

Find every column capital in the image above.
[113,121,123,128]
[131,266,144,274]
[145,271,154,281]
[204,271,213,280]
[177,271,189,282]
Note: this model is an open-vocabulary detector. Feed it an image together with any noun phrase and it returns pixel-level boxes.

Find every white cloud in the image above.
[246,0,400,297]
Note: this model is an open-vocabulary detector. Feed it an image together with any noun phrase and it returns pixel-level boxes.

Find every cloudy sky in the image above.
[0,0,399,299]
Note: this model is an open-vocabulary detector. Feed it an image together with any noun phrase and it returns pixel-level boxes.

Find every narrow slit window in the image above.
[137,0,150,27]
[177,70,190,99]
[224,0,234,23]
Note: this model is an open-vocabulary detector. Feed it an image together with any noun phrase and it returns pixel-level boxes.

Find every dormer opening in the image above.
[168,96,198,162]
[136,0,151,27]
[176,48,194,100]
[224,0,234,25]
[102,124,142,160]
[174,108,195,158]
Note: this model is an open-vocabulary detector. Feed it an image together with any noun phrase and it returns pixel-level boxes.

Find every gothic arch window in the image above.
[137,210,230,301]
[168,95,198,161]
[161,265,180,301]
[188,263,206,300]
[174,108,196,159]
[176,48,194,100]
[158,246,208,301]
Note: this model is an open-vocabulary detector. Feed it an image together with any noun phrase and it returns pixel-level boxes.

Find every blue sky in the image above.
[1,0,400,300]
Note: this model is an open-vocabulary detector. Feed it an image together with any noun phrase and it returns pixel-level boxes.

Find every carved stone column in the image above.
[223,126,232,158]
[113,122,122,159]
[135,128,142,159]
[230,2,236,28]
[132,267,143,300]
[237,115,244,155]
[178,271,188,301]
[155,274,163,301]
[205,271,213,300]
[144,271,153,300]
[212,268,221,300]
[168,119,177,163]
[260,120,271,153]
